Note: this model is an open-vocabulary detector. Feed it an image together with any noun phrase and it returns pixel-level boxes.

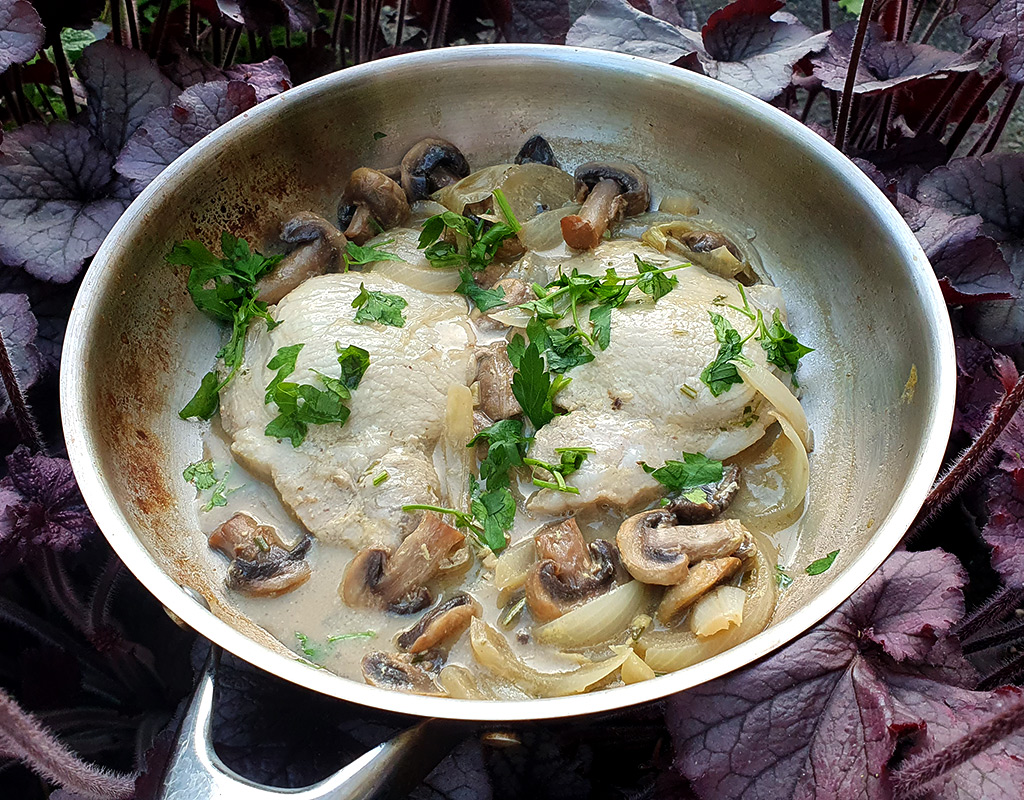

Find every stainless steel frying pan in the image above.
[61,45,955,796]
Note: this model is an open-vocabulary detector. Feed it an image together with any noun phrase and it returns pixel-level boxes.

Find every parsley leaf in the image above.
[639,453,725,493]
[589,303,612,350]
[635,255,678,301]
[806,550,840,575]
[456,268,507,312]
[169,233,282,419]
[183,459,232,511]
[525,447,594,493]
[351,282,407,327]
[265,343,303,402]
[757,308,813,374]
[470,478,516,551]
[776,565,794,589]
[417,189,521,272]
[342,239,405,272]
[700,312,749,397]
[467,419,531,489]
[511,339,566,429]
[335,343,370,390]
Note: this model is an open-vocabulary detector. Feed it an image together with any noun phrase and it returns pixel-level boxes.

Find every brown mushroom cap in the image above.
[340,167,410,245]
[616,513,752,586]
[208,513,311,598]
[361,650,446,695]
[666,464,741,524]
[397,593,481,653]
[572,161,650,216]
[515,135,559,168]
[657,556,743,624]
[340,513,465,614]
[400,138,470,200]
[255,213,348,304]
[524,518,617,623]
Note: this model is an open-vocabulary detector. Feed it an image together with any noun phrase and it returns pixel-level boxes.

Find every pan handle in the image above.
[157,647,467,800]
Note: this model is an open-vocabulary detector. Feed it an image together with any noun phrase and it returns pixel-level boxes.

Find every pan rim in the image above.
[61,43,956,721]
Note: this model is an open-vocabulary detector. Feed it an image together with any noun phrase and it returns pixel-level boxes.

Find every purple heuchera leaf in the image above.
[958,0,1024,83]
[812,20,982,94]
[0,122,131,282]
[226,57,293,102]
[982,468,1024,589]
[76,40,180,155]
[0,293,42,411]
[566,0,828,101]
[953,336,1014,439]
[0,446,97,561]
[666,550,1012,800]
[501,0,572,44]
[0,269,75,370]
[217,0,317,32]
[0,0,44,74]
[115,80,258,188]
[917,153,1024,241]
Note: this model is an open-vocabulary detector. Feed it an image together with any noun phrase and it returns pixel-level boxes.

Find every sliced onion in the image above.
[637,533,777,673]
[735,361,813,452]
[494,537,537,592]
[621,651,656,684]
[635,217,762,281]
[729,416,810,530]
[469,618,632,697]
[435,163,574,222]
[534,581,653,647]
[436,165,512,213]
[363,227,461,293]
[689,585,746,637]
[658,194,700,216]
[486,306,534,329]
[517,204,582,252]
[438,664,532,700]
[438,385,475,514]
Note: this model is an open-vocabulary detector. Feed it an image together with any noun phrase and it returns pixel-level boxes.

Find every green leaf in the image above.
[639,453,724,493]
[336,343,370,390]
[352,283,407,327]
[183,459,217,490]
[806,550,840,576]
[758,308,813,374]
[373,131,387,140]
[456,268,507,311]
[468,419,531,488]
[635,255,678,301]
[837,0,864,13]
[265,343,304,403]
[506,334,526,370]
[543,325,595,373]
[179,371,221,420]
[327,630,376,642]
[556,446,594,476]
[512,341,558,429]
[589,303,612,350]
[343,239,405,270]
[470,481,516,551]
[265,413,308,448]
[776,566,794,589]
[700,312,745,397]
[295,631,319,660]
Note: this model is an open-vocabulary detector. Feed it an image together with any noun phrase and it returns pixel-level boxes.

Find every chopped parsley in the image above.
[295,630,375,663]
[418,188,521,272]
[372,471,389,486]
[470,477,516,551]
[456,268,507,312]
[264,342,369,447]
[524,447,594,494]
[352,282,407,327]
[635,255,679,301]
[639,453,725,493]
[169,233,282,420]
[776,566,794,589]
[342,239,405,272]
[806,550,840,576]
[509,337,571,429]
[700,312,752,397]
[757,308,813,375]
[468,419,531,489]
[182,459,233,511]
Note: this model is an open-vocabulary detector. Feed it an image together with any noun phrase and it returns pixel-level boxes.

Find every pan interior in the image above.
[62,46,952,720]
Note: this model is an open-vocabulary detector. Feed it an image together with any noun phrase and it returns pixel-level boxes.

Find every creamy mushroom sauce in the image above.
[187,150,812,698]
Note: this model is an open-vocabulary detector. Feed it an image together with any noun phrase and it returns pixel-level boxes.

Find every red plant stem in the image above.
[0,688,136,800]
[110,0,124,47]
[919,0,951,45]
[354,0,364,63]
[395,0,409,47]
[835,0,876,152]
[982,81,1023,155]
[0,329,44,451]
[1,75,25,125]
[876,92,895,149]
[946,71,1005,157]
[820,0,830,30]
[50,34,77,118]
[895,0,909,38]
[9,65,38,122]
[978,649,1024,689]
[189,1,199,47]
[147,0,173,58]
[222,26,241,67]
[331,0,344,49]
[905,0,927,40]
[961,615,1024,653]
[88,558,123,638]
[892,694,1024,798]
[908,371,1024,538]
[124,0,141,49]
[847,95,875,148]
[368,0,383,54]
[39,551,87,632]
[247,29,258,61]
[920,72,966,135]
[428,0,452,48]
[955,586,1024,640]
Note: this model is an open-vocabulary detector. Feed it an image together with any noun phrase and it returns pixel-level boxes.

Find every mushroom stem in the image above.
[560,178,621,250]
[344,204,378,244]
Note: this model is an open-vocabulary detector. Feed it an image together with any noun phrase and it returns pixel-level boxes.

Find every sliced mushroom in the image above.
[256,213,348,304]
[340,512,465,614]
[339,167,410,245]
[476,342,521,421]
[561,161,650,250]
[616,512,753,586]
[679,230,742,260]
[657,556,743,624]
[396,593,481,653]
[666,465,741,524]
[524,518,617,623]
[361,650,446,695]
[515,135,559,168]
[208,513,311,598]
[400,138,471,201]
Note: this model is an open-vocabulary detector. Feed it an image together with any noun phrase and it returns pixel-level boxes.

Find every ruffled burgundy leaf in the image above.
[954,337,1012,439]
[917,153,1024,241]
[959,0,1024,83]
[115,80,258,188]
[0,293,42,411]
[500,0,572,44]
[160,41,291,101]
[160,39,230,89]
[225,57,293,101]
[647,0,700,28]
[983,464,1024,585]
[0,446,97,562]
[668,549,971,799]
[0,269,75,370]
[0,0,44,74]
[0,122,131,282]
[567,0,827,100]
[216,0,317,32]
[76,40,180,155]
[812,20,982,94]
